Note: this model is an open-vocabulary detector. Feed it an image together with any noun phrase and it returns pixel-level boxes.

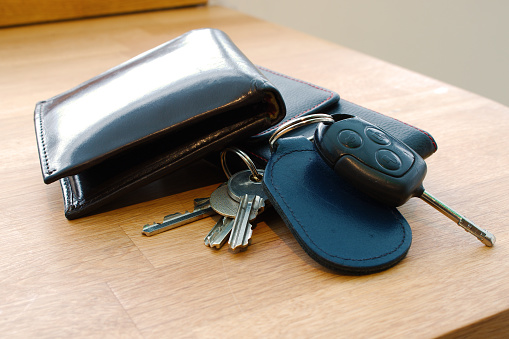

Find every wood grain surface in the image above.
[0,0,207,27]
[1,6,508,338]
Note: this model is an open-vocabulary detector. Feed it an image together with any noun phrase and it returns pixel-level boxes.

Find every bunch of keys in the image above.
[142,147,268,253]
[269,113,496,247]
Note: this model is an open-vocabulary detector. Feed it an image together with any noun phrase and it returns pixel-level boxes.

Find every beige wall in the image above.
[212,0,509,107]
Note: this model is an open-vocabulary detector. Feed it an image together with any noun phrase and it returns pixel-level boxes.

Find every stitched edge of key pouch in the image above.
[340,98,438,152]
[256,66,437,147]
[263,138,411,274]
[248,67,438,164]
[268,150,407,270]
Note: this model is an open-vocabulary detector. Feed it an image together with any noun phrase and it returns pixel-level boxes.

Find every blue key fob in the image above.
[262,136,412,274]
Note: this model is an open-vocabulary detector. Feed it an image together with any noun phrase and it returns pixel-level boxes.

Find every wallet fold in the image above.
[34,29,285,219]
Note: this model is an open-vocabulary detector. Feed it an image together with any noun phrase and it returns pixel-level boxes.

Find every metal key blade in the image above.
[142,198,216,236]
[204,218,223,247]
[207,217,234,249]
[204,217,231,247]
[228,194,254,252]
[420,190,496,247]
[228,194,263,252]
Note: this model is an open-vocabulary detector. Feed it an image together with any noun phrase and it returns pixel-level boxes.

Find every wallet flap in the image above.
[35,29,284,184]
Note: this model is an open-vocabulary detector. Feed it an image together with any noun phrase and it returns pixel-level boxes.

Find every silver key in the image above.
[205,168,268,250]
[228,194,265,252]
[203,184,240,248]
[204,217,234,249]
[420,191,495,246]
[142,198,215,236]
[226,169,267,252]
[227,169,269,203]
[209,184,240,218]
[203,182,240,248]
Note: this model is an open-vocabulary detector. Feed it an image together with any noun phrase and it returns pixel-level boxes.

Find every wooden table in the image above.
[1,6,508,338]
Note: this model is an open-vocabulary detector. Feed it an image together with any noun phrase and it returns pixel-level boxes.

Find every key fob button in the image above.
[366,127,390,145]
[338,130,363,148]
[376,149,402,171]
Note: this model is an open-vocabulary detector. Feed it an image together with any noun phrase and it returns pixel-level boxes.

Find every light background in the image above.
[211,0,509,107]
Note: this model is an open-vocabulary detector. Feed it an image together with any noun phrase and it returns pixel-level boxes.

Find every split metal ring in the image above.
[220,147,262,181]
[268,113,335,152]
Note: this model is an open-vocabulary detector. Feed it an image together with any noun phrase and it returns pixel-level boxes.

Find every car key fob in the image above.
[314,114,427,207]
[314,114,495,246]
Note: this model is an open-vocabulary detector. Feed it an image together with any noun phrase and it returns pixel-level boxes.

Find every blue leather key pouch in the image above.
[263,137,413,274]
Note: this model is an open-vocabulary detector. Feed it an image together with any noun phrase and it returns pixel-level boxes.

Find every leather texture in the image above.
[244,68,437,166]
[263,136,412,274]
[34,29,285,219]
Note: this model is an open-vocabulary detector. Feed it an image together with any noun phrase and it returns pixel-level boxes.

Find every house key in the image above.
[142,198,215,236]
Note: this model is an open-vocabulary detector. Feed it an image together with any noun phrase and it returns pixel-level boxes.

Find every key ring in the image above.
[220,147,263,181]
[269,113,335,152]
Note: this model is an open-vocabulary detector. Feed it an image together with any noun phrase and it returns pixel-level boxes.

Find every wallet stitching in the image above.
[268,148,406,262]
[342,99,438,151]
[61,177,75,209]
[35,102,54,175]
[256,67,336,135]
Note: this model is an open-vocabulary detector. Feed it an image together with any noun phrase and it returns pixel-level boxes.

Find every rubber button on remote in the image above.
[338,130,362,148]
[376,149,402,171]
[366,127,390,145]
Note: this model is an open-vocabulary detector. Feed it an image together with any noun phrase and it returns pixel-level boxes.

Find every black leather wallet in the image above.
[34,29,285,219]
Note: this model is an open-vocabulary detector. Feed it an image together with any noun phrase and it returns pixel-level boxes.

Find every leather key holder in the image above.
[263,136,413,274]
